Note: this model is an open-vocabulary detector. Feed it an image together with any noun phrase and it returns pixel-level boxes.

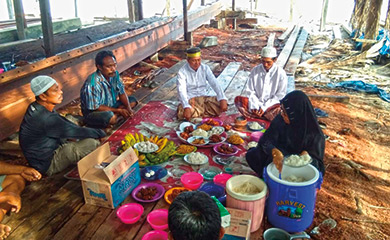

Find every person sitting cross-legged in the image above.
[177,47,228,121]
[80,50,138,128]
[235,46,287,121]
[19,75,106,176]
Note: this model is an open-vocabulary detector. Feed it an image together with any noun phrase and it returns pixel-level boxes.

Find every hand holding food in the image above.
[272,148,284,173]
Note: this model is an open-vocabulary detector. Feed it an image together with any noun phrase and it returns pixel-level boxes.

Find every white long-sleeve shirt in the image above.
[177,62,227,108]
[244,64,287,111]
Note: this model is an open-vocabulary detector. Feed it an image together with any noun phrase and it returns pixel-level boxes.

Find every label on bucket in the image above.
[275,200,306,219]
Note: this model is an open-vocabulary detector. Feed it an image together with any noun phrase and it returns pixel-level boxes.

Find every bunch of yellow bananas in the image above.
[148,135,168,153]
[119,132,149,154]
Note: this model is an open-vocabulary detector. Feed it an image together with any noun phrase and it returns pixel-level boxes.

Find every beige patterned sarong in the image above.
[177,96,221,120]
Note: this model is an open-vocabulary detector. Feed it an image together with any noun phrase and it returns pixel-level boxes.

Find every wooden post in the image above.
[74,0,78,18]
[13,0,26,40]
[364,0,383,49]
[182,0,192,45]
[201,0,205,6]
[137,0,143,20]
[385,0,390,30]
[289,0,295,22]
[6,0,14,19]
[39,0,55,57]
[320,0,329,31]
[127,0,135,22]
[232,0,236,29]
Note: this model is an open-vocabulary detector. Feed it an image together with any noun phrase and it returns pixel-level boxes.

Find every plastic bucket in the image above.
[264,163,323,233]
[225,175,267,232]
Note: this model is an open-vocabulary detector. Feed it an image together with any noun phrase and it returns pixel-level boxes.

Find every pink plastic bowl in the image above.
[147,209,169,230]
[180,172,204,190]
[142,230,168,240]
[250,131,264,142]
[116,203,144,224]
[213,173,233,187]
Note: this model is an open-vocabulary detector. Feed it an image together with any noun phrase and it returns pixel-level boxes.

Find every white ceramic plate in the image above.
[187,136,209,147]
[183,152,209,165]
[134,142,159,153]
[208,126,225,136]
[179,122,197,132]
[247,121,265,131]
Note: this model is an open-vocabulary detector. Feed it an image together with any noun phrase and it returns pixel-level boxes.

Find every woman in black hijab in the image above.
[246,90,325,177]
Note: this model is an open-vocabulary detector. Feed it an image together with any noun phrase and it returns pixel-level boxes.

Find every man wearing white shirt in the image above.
[235,46,287,121]
[177,47,228,120]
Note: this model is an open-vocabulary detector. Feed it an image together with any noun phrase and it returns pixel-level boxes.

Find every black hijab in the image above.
[253,90,325,175]
[281,90,324,151]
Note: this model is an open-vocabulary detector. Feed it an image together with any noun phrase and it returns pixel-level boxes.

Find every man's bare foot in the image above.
[0,224,11,239]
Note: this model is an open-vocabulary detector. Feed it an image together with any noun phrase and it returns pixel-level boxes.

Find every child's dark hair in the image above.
[95,50,116,67]
[168,191,221,240]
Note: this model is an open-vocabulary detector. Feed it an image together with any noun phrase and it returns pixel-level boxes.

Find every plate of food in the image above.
[134,142,159,153]
[247,121,266,131]
[202,118,223,126]
[141,166,168,181]
[187,136,209,147]
[176,130,190,143]
[283,153,312,168]
[226,134,245,145]
[208,134,226,145]
[132,183,165,203]
[164,187,191,204]
[175,144,197,156]
[179,122,197,133]
[183,152,209,165]
[213,143,239,156]
[208,126,225,136]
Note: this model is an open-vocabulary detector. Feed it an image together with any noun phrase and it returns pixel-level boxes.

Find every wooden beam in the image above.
[183,0,191,44]
[333,25,342,39]
[6,0,14,19]
[284,28,308,76]
[39,0,55,57]
[74,0,78,17]
[275,25,300,69]
[232,0,236,29]
[136,0,143,20]
[341,23,352,36]
[278,25,294,41]
[320,0,329,31]
[266,32,275,47]
[127,0,135,23]
[289,0,295,22]
[0,1,223,140]
[13,0,26,40]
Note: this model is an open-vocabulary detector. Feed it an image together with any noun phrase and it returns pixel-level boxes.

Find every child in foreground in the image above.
[168,191,225,240]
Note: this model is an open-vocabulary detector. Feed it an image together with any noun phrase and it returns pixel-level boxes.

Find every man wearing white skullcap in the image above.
[234,46,287,121]
[19,76,106,176]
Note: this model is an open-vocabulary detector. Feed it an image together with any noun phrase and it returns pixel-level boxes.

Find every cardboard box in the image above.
[78,143,141,209]
[222,208,252,240]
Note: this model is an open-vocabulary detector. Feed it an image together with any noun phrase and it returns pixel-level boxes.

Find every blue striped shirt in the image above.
[80,70,125,115]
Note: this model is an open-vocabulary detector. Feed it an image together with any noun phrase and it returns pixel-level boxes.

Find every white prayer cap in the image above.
[261,46,277,58]
[30,75,57,96]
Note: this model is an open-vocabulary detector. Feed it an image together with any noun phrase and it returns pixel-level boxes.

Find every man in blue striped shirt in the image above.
[80,51,137,128]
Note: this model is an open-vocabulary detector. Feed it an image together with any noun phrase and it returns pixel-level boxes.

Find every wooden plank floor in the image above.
[3,60,268,240]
